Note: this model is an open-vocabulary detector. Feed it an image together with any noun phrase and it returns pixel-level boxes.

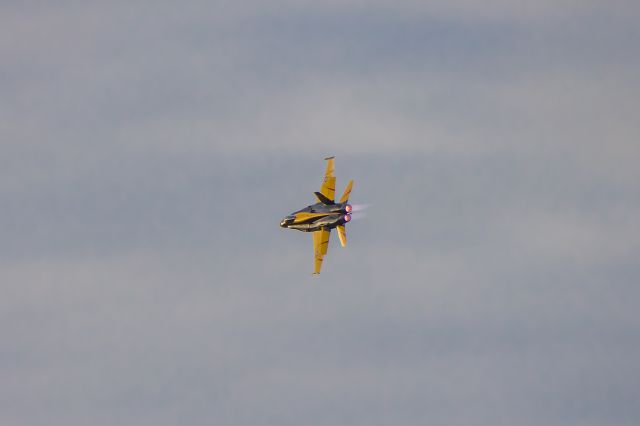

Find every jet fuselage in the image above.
[280,201,352,232]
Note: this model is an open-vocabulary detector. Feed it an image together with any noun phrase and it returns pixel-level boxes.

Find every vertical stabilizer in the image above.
[339,180,353,204]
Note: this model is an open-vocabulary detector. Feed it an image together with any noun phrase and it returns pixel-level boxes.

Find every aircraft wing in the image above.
[320,156,336,202]
[312,228,331,274]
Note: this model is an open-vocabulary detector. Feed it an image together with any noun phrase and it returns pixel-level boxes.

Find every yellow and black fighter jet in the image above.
[280,157,354,274]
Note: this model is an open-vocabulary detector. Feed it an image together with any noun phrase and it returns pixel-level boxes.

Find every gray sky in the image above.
[2,2,639,425]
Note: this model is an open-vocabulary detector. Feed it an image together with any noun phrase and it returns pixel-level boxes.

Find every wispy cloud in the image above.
[1,2,639,425]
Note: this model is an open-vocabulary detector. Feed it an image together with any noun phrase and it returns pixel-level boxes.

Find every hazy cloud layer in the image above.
[1,2,639,426]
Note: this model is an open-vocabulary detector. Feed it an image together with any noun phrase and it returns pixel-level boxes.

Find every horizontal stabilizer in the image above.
[337,225,347,247]
[314,191,334,205]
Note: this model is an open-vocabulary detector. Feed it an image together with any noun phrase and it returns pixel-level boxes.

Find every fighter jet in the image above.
[280,156,354,274]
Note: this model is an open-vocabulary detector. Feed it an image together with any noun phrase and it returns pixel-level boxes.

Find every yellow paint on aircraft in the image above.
[292,212,328,223]
[339,179,353,204]
[313,228,330,274]
[337,225,347,247]
[320,157,336,202]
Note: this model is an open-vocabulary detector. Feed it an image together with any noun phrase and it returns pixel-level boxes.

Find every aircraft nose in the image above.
[280,215,295,227]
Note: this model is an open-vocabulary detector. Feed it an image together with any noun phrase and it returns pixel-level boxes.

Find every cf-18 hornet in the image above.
[280,157,354,274]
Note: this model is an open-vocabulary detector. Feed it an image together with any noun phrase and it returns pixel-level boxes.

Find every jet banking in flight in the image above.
[280,157,354,274]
